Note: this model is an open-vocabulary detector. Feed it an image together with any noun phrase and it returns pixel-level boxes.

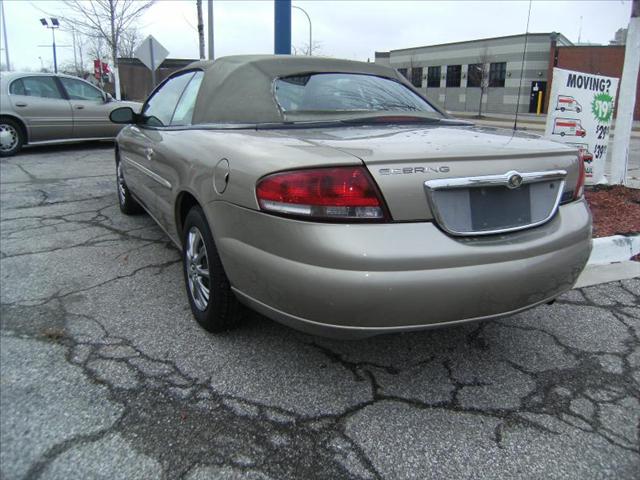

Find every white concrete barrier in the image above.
[587,234,640,265]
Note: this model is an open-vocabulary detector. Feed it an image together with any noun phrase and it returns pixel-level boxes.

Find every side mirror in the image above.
[110,106,136,124]
[104,92,113,103]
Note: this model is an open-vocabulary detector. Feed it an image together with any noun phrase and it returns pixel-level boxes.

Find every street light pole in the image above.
[51,27,57,73]
[292,5,312,55]
[40,18,60,73]
[1,0,11,70]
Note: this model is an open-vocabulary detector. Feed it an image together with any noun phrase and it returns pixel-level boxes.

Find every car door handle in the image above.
[74,105,85,110]
[15,102,27,107]
[144,148,154,160]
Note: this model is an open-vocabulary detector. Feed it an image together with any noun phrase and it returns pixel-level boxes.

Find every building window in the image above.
[446,65,462,87]
[397,68,408,79]
[467,63,484,88]
[427,66,441,88]
[489,62,506,87]
[411,67,423,88]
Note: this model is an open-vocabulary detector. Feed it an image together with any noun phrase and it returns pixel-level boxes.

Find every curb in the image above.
[574,234,639,288]
[587,234,640,265]
[575,261,640,288]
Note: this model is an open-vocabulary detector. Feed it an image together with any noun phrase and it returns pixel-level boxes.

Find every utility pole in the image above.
[71,26,78,75]
[274,0,291,55]
[1,0,10,71]
[197,0,205,60]
[610,0,639,185]
[207,0,213,60]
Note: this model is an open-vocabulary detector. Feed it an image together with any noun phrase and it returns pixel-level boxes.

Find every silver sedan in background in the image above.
[0,72,141,156]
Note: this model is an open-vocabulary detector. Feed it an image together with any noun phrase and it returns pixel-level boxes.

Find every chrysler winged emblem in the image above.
[507,173,523,189]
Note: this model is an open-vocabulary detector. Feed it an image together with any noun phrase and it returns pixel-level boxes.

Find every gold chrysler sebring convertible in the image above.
[110,55,592,338]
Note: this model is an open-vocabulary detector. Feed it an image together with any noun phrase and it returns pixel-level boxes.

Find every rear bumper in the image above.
[207,199,592,338]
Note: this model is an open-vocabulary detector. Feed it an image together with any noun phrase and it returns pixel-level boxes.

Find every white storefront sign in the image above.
[544,68,619,184]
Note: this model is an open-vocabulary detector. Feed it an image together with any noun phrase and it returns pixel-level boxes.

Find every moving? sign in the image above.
[544,68,619,184]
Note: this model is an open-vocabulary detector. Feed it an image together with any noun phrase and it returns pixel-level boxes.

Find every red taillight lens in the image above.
[574,149,587,200]
[256,166,388,221]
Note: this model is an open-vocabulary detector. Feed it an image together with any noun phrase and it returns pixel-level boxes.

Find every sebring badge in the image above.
[507,173,523,189]
[379,166,450,175]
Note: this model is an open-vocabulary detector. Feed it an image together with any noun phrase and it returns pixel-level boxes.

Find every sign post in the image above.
[609,0,639,185]
[134,35,169,89]
[544,68,619,184]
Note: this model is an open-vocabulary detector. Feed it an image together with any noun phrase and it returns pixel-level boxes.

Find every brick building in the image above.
[375,32,639,120]
[550,45,640,120]
[117,58,197,101]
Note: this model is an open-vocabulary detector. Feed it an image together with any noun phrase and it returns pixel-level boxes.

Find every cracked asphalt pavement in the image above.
[1,143,639,479]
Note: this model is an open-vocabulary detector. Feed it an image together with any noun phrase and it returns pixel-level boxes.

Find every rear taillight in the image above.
[574,149,588,200]
[256,166,388,221]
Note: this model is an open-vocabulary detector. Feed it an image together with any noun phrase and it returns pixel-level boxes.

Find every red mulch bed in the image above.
[584,186,640,238]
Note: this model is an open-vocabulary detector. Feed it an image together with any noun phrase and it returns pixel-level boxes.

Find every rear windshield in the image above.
[274,73,440,117]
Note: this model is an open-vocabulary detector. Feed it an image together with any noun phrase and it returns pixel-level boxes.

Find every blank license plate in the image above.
[470,186,531,231]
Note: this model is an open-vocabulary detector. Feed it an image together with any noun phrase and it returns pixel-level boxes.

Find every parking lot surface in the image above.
[1,144,639,479]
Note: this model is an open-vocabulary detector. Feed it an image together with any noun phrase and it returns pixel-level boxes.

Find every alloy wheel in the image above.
[0,123,18,152]
[186,226,211,311]
[116,162,127,204]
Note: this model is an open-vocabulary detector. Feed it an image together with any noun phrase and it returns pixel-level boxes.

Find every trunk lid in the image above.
[274,124,580,223]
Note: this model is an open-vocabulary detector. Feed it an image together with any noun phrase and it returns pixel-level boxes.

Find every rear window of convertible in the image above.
[274,73,439,115]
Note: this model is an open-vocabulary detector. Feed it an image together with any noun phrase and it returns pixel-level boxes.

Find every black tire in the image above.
[560,132,565,137]
[0,118,25,157]
[182,206,243,332]
[116,156,143,215]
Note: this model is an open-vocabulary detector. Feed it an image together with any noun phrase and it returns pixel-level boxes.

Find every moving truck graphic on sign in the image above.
[567,143,594,163]
[555,95,582,113]
[553,118,586,137]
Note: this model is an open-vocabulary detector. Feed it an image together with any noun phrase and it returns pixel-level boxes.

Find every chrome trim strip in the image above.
[122,155,172,189]
[424,169,567,190]
[26,137,114,146]
[424,170,567,237]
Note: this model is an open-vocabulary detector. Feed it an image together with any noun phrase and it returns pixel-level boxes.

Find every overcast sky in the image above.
[0,0,633,71]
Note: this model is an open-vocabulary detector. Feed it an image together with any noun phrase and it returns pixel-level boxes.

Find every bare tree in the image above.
[84,34,111,87]
[469,46,490,118]
[118,27,142,58]
[51,0,155,99]
[292,40,323,56]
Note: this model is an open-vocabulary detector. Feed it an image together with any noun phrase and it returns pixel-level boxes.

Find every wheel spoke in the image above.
[196,277,210,302]
[192,279,205,307]
[195,266,209,278]
[187,230,197,259]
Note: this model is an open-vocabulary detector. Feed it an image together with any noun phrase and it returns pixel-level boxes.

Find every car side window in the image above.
[9,79,26,95]
[59,77,104,102]
[171,71,204,126]
[141,72,195,127]
[10,76,63,99]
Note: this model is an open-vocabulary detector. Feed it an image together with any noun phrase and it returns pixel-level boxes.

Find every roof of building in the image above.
[379,32,573,55]
[118,57,198,68]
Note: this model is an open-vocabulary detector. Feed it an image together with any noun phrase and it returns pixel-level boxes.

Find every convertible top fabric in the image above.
[186,55,411,124]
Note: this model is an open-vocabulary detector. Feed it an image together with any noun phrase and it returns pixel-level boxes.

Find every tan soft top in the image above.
[187,55,410,124]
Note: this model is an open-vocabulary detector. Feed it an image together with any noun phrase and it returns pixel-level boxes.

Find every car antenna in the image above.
[514,0,533,132]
